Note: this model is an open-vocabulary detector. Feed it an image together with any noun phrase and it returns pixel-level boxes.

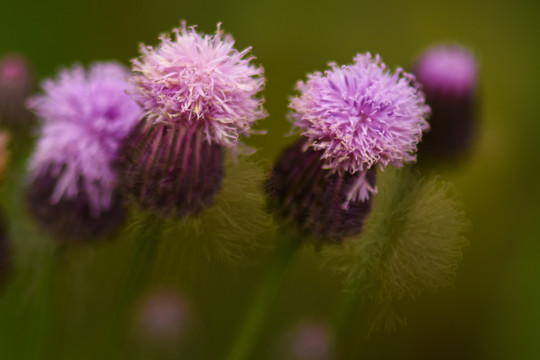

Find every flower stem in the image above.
[333,289,362,338]
[225,234,302,360]
[101,212,162,357]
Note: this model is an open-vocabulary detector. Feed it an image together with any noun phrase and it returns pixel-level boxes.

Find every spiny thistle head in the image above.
[268,54,429,241]
[134,289,191,343]
[26,62,141,239]
[130,21,267,148]
[0,53,33,125]
[0,214,9,287]
[413,44,478,162]
[413,44,477,99]
[122,22,266,218]
[289,53,430,183]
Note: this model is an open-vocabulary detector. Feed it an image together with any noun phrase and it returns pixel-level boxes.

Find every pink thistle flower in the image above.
[26,62,141,240]
[289,53,430,204]
[122,22,266,217]
[413,44,477,100]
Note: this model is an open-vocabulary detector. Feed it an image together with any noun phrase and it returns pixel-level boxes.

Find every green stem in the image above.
[101,212,163,358]
[225,234,302,360]
[333,289,362,339]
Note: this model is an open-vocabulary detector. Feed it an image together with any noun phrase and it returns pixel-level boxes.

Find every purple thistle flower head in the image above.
[134,289,191,342]
[266,139,375,242]
[413,44,477,99]
[0,213,9,287]
[289,53,430,202]
[26,62,141,239]
[130,22,267,148]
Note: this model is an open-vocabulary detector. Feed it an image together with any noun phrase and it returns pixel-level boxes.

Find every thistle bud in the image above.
[267,139,375,242]
[122,22,266,218]
[26,63,141,241]
[413,44,478,162]
[0,53,33,126]
[268,53,430,242]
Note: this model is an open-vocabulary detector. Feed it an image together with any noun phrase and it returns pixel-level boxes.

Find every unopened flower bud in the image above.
[267,139,375,242]
[413,44,478,162]
[268,53,429,242]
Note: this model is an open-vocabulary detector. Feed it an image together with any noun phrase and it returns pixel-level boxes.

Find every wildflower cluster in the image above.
[0,20,475,360]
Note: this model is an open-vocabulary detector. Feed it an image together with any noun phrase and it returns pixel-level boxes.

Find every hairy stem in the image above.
[225,234,302,360]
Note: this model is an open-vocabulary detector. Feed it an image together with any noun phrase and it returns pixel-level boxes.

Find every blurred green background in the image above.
[1,0,540,359]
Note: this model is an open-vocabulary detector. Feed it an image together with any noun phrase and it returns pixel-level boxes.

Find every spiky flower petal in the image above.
[130,22,267,147]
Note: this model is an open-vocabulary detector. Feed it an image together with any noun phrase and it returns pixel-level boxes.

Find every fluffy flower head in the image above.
[27,62,142,215]
[131,22,267,147]
[414,44,477,98]
[289,53,430,176]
